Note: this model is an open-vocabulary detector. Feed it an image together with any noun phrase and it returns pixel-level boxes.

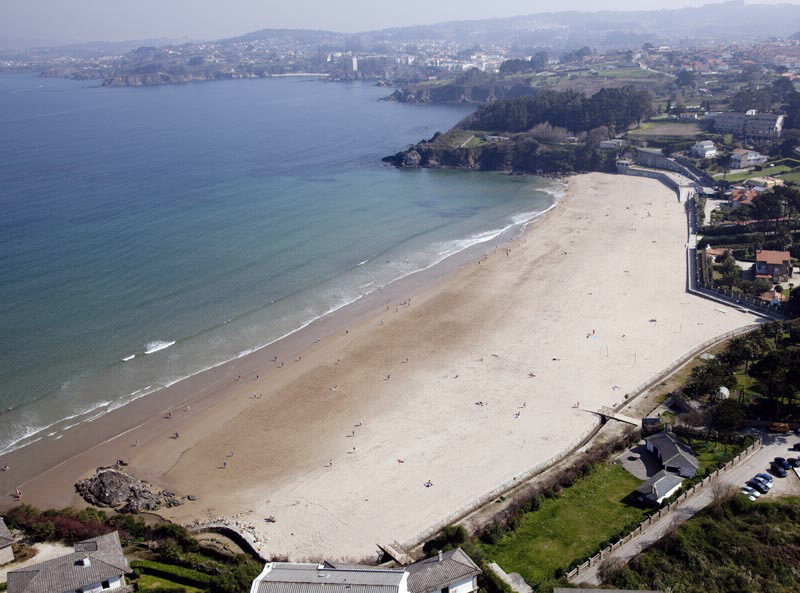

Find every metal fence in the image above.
[566,437,763,581]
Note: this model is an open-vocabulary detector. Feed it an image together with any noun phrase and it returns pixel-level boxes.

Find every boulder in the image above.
[75,467,181,513]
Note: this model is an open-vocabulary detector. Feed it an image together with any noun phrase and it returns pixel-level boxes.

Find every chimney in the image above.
[438,551,442,562]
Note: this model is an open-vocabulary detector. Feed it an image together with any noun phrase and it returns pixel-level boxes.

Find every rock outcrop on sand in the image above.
[75,466,182,513]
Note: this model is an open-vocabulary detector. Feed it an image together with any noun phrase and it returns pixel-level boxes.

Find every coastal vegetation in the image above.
[603,496,800,593]
[2,506,262,593]
[460,87,654,135]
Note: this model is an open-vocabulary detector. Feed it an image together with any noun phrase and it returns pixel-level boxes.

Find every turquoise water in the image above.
[0,74,558,454]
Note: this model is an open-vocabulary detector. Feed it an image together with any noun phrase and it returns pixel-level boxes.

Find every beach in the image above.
[1,173,759,560]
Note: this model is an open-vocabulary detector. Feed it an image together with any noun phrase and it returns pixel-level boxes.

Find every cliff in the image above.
[383,130,619,175]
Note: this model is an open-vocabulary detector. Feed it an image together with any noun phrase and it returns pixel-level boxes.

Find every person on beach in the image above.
[2,464,9,472]
[15,488,21,499]
[174,432,179,439]
[223,461,227,469]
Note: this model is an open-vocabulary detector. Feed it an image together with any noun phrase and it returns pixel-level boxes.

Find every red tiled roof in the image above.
[730,188,757,204]
[756,250,791,265]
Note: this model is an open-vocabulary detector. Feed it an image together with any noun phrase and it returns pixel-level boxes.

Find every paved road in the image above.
[574,432,800,586]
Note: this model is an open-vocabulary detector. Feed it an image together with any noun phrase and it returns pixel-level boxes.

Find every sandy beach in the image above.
[1,173,759,560]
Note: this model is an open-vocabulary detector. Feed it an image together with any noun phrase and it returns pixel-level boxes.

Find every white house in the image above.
[251,549,481,593]
[0,518,14,565]
[691,140,717,158]
[635,470,685,506]
[730,148,768,169]
[7,531,131,593]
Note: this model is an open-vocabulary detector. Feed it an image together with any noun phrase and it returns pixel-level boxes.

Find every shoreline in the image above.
[0,179,562,458]
[0,177,561,500]
[1,173,759,560]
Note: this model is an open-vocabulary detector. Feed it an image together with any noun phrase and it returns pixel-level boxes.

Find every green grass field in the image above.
[777,171,800,184]
[135,573,203,592]
[479,463,645,587]
[719,165,796,182]
[463,135,486,148]
[627,121,702,138]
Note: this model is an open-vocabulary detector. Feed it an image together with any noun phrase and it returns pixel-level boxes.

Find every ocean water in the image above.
[0,74,558,455]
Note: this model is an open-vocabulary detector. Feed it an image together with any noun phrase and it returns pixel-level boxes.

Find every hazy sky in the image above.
[1,0,798,46]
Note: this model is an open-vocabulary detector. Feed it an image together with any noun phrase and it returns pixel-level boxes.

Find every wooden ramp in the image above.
[379,541,415,566]
[591,406,639,426]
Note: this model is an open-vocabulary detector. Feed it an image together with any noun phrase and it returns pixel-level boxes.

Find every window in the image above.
[442,587,450,593]
[102,581,111,589]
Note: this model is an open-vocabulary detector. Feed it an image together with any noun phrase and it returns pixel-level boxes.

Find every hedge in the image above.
[131,559,212,588]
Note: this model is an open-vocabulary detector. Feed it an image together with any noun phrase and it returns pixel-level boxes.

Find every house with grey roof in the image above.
[0,517,14,565]
[634,470,685,507]
[405,549,480,593]
[251,549,482,593]
[7,531,131,593]
[645,431,698,478]
[250,561,408,593]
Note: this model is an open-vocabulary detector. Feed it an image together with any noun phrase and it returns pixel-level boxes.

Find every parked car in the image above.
[739,488,757,501]
[770,463,788,478]
[792,442,800,451]
[741,485,761,498]
[774,457,791,470]
[748,479,770,494]
[756,473,774,485]
[770,422,791,433]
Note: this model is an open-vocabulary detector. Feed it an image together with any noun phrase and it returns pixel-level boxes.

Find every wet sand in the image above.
[0,173,759,560]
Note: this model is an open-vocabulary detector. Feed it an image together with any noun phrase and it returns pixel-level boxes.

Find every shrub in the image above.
[131,560,213,588]
[422,525,466,555]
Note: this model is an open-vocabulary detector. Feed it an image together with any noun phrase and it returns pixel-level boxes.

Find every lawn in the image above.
[598,67,655,79]
[627,121,702,138]
[463,135,486,148]
[479,463,645,587]
[720,165,796,182]
[678,433,753,475]
[777,171,800,185]
[135,573,203,592]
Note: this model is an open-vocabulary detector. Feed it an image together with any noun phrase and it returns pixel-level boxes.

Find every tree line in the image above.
[461,86,654,135]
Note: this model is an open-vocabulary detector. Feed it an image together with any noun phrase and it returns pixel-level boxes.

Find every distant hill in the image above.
[372,0,800,47]
[11,0,800,54]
